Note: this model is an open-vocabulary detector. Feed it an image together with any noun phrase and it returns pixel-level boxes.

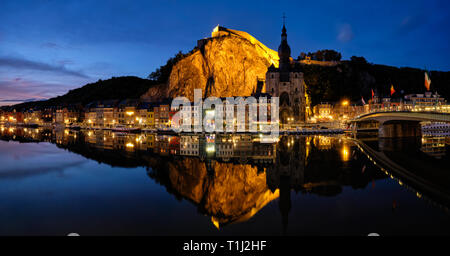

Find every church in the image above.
[265,23,309,124]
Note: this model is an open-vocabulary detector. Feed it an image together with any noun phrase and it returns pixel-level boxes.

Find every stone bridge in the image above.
[351,111,450,138]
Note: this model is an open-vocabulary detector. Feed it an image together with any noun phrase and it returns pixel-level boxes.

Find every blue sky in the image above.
[1,0,449,105]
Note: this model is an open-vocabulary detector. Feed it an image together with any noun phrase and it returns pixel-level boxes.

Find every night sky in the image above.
[1,0,449,106]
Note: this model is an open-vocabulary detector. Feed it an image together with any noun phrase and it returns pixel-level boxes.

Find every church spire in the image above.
[281,13,287,41]
[278,13,291,71]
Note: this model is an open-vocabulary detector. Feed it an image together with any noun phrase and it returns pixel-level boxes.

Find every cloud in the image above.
[0,78,67,106]
[0,56,89,78]
[40,42,60,49]
[396,14,427,35]
[337,23,354,43]
[0,98,40,103]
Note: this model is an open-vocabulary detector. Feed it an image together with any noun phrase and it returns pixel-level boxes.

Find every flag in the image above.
[361,96,366,105]
[425,72,431,91]
[371,89,374,100]
[390,84,395,96]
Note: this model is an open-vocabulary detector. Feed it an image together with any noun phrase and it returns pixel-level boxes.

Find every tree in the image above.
[315,50,324,61]
[148,51,189,83]
[323,50,341,61]
[298,52,307,60]
[350,56,368,64]
[299,50,342,61]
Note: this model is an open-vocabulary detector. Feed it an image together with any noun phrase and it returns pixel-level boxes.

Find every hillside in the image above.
[4,26,450,111]
[304,60,450,106]
[5,76,160,111]
[163,26,450,104]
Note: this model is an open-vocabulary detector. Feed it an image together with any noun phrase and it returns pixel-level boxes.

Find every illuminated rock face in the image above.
[168,26,280,100]
[140,83,168,102]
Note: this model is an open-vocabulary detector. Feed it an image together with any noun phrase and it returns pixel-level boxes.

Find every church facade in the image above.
[265,24,308,124]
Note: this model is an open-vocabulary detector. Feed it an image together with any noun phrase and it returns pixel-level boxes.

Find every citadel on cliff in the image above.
[197,23,311,125]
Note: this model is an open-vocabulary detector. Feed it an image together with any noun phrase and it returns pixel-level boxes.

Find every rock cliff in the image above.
[168,26,280,100]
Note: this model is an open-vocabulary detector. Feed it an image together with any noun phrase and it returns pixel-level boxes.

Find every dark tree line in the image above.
[298,50,342,61]
[148,51,191,83]
[4,76,159,111]
[303,58,450,106]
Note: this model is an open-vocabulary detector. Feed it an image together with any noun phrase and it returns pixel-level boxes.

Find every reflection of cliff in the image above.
[0,128,389,229]
[164,158,279,228]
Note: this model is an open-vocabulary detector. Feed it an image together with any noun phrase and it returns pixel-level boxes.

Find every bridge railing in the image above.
[353,104,450,120]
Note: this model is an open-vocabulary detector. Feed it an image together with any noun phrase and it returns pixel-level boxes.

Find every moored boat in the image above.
[112,125,141,133]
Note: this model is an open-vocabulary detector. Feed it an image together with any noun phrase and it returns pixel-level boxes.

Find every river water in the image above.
[0,127,449,235]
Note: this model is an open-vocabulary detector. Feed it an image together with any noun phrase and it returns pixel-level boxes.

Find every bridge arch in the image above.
[351,111,450,138]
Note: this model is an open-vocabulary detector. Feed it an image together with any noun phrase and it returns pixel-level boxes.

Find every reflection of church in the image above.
[266,24,308,124]
[266,136,307,234]
[1,128,393,234]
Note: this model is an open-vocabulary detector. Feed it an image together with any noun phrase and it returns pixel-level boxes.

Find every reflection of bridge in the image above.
[349,137,450,208]
[351,111,450,138]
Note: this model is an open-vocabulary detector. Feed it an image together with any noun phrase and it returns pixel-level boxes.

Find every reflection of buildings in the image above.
[180,135,199,156]
[421,136,446,159]
[0,129,390,231]
[267,136,306,191]
[313,135,333,150]
[216,135,233,160]
[232,135,253,161]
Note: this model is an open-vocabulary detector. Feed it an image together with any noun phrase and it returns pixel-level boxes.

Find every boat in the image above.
[112,125,141,133]
[69,124,81,130]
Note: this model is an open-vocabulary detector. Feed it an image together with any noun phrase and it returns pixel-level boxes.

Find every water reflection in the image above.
[0,126,449,233]
[353,136,450,208]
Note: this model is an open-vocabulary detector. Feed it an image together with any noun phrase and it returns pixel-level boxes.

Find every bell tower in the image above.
[278,14,291,72]
[265,15,308,124]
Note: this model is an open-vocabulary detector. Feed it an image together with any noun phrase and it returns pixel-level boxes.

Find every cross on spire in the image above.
[282,13,286,26]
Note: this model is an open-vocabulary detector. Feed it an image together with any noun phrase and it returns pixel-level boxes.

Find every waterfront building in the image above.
[14,111,24,124]
[23,110,43,125]
[0,111,14,123]
[123,106,137,127]
[55,109,64,124]
[174,104,201,130]
[116,99,139,127]
[84,102,114,128]
[54,107,82,125]
[154,100,171,129]
[313,103,333,121]
[137,102,155,128]
[101,105,116,128]
[404,91,447,111]
[84,106,97,128]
